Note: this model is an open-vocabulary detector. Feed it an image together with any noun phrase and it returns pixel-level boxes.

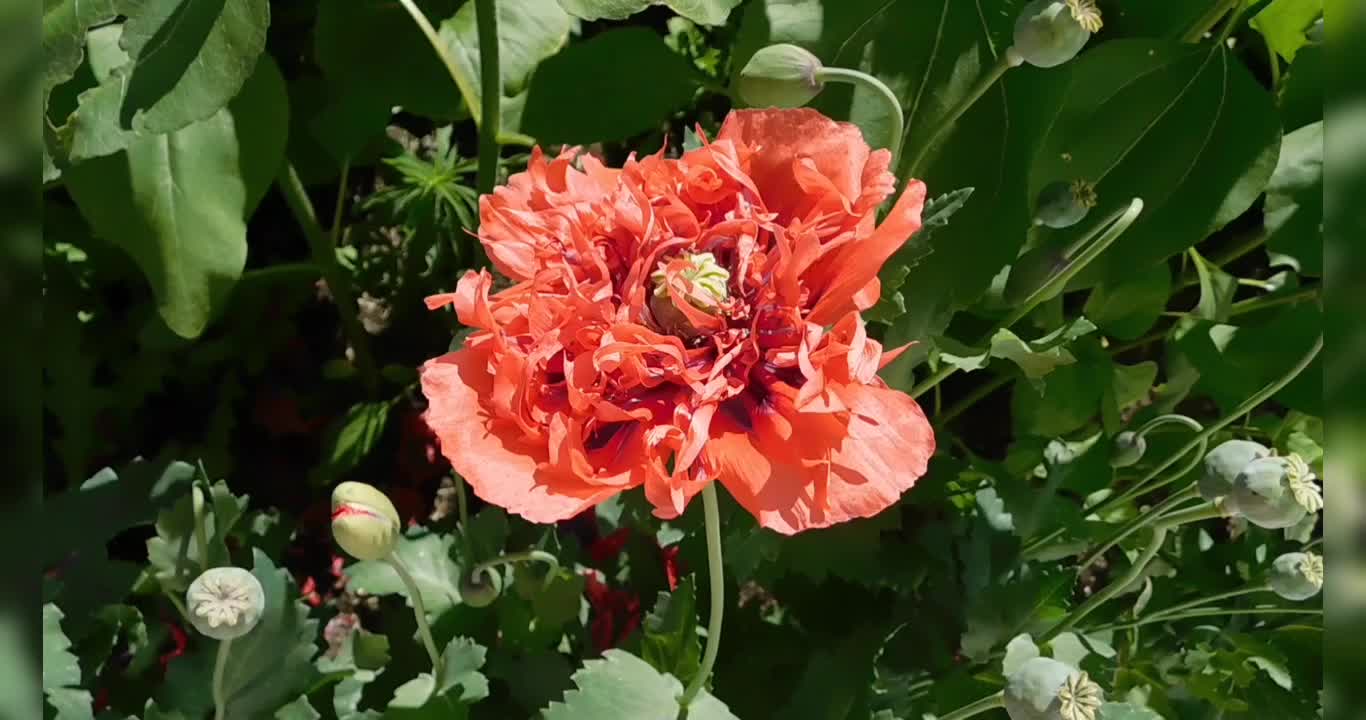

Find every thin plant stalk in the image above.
[679,482,725,708]
[1092,607,1322,634]
[212,638,233,720]
[387,554,445,679]
[1145,585,1272,621]
[938,691,1006,720]
[472,550,559,576]
[816,67,905,166]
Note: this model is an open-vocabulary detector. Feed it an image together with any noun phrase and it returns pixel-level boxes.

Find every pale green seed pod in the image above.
[1005,657,1105,720]
[650,252,731,338]
[1269,552,1324,601]
[1228,455,1321,529]
[331,482,402,561]
[738,44,825,108]
[186,567,266,640]
[460,568,503,608]
[1014,0,1102,69]
[1200,439,1271,502]
[1034,180,1097,229]
[1109,431,1146,468]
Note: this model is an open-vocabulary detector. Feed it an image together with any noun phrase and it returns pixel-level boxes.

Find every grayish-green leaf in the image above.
[347,531,464,619]
[543,649,738,720]
[41,0,118,112]
[1264,121,1323,275]
[43,605,82,692]
[556,0,740,25]
[64,42,288,338]
[275,697,322,720]
[1098,702,1166,720]
[385,638,489,718]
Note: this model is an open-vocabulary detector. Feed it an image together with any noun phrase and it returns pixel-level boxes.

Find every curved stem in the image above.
[1068,484,1198,570]
[679,483,725,708]
[1135,413,1204,438]
[937,691,1006,720]
[900,48,1021,179]
[1092,607,1322,633]
[395,0,481,122]
[387,554,444,679]
[212,638,233,720]
[472,550,559,578]
[1145,584,1272,620]
[1156,502,1225,527]
[816,67,905,166]
[475,0,501,197]
[1042,525,1169,643]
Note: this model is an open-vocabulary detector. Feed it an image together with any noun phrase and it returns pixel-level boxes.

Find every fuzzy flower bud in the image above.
[1109,431,1146,468]
[738,44,825,108]
[1269,551,1324,601]
[1201,439,1271,503]
[1228,453,1322,529]
[1034,180,1097,229]
[1014,0,1102,69]
[186,567,265,640]
[331,481,401,561]
[1005,657,1105,720]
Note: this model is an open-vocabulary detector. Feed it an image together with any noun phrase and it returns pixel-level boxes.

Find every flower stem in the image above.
[1134,413,1204,438]
[212,638,233,720]
[1091,607,1322,633]
[1043,525,1169,643]
[472,550,559,577]
[680,482,725,708]
[1145,584,1272,621]
[387,554,444,679]
[937,691,1005,720]
[1068,485,1199,571]
[900,47,1021,179]
[276,162,378,394]
[816,67,905,166]
[193,486,211,572]
[1156,502,1225,526]
[475,0,502,197]
[395,0,480,121]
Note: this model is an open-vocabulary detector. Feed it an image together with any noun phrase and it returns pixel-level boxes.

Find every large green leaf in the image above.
[522,28,700,144]
[41,0,118,112]
[543,650,738,720]
[1031,39,1282,285]
[556,0,740,25]
[1251,0,1322,62]
[1180,303,1323,415]
[439,0,572,133]
[1083,262,1171,340]
[43,604,92,720]
[63,0,270,159]
[160,551,321,719]
[346,531,465,619]
[43,458,196,566]
[1264,121,1323,275]
[64,36,288,338]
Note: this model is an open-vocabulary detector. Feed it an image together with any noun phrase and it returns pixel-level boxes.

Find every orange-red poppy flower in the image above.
[420,108,935,534]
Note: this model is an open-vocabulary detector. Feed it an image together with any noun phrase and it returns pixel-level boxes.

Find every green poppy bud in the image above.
[186,567,266,640]
[1005,657,1105,720]
[1034,180,1097,229]
[1268,552,1324,601]
[331,482,401,561]
[1003,241,1068,305]
[1014,0,1102,69]
[460,568,503,608]
[738,44,825,108]
[1200,439,1271,502]
[1110,431,1146,468]
[1228,454,1321,529]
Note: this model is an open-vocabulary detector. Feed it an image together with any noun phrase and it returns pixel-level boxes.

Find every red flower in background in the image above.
[421,108,935,534]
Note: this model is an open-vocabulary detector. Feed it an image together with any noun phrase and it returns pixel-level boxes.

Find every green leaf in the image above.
[64,42,288,338]
[43,458,196,567]
[870,187,973,323]
[43,606,84,705]
[961,570,1070,662]
[522,28,700,145]
[1264,121,1323,275]
[146,479,249,592]
[317,626,390,719]
[1032,39,1282,285]
[1251,0,1322,61]
[1279,45,1323,131]
[641,577,701,686]
[1098,703,1166,720]
[1084,263,1171,340]
[1190,249,1237,322]
[1181,304,1323,415]
[311,401,392,485]
[532,571,586,632]
[384,637,489,719]
[938,318,1098,391]
[439,0,572,133]
[160,551,321,719]
[556,0,740,25]
[314,0,463,126]
[543,649,739,720]
[275,697,322,720]
[1106,361,1159,432]
[347,531,464,619]
[41,0,118,112]
[63,0,270,158]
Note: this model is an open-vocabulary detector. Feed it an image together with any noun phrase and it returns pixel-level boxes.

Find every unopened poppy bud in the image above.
[1110,431,1145,468]
[186,567,265,640]
[1005,657,1104,720]
[1003,242,1068,305]
[331,481,401,561]
[459,568,503,608]
[1201,439,1271,502]
[1228,453,1321,529]
[1269,552,1324,601]
[1034,180,1097,229]
[738,44,825,108]
[1014,0,1102,69]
